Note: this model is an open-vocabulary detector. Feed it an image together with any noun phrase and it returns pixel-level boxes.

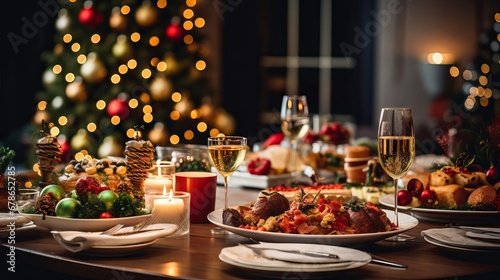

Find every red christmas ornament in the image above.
[79,7,104,28]
[165,24,183,41]
[58,139,72,163]
[107,99,130,118]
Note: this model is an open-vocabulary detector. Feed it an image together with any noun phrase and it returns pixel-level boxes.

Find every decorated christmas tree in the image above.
[35,0,233,160]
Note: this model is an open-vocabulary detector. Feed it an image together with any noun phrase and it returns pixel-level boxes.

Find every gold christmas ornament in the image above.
[109,7,128,31]
[135,2,159,27]
[70,129,91,151]
[149,76,173,101]
[163,52,181,75]
[214,109,236,135]
[81,52,107,83]
[148,123,169,146]
[65,78,87,102]
[112,35,133,61]
[98,135,124,158]
[199,103,215,122]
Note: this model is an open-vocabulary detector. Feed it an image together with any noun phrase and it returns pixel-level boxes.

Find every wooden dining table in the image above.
[2,185,500,279]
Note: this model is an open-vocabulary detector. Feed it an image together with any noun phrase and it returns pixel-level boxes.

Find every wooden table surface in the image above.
[2,186,500,279]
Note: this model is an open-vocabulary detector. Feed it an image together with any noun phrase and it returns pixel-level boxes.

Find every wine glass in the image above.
[280,95,310,179]
[208,136,247,234]
[378,108,415,241]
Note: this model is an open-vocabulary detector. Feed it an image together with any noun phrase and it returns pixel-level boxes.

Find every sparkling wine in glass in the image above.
[280,95,309,178]
[208,136,247,234]
[378,108,415,234]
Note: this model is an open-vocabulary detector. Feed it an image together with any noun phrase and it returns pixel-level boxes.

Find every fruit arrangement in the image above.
[28,176,146,219]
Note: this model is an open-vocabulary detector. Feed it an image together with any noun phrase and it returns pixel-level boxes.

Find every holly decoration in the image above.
[0,146,16,175]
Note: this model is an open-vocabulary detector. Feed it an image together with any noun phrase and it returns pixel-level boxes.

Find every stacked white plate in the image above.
[422,227,500,252]
[219,242,371,273]
[0,213,36,235]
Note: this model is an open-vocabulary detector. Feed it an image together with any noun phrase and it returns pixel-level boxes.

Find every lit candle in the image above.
[144,176,172,193]
[153,189,185,224]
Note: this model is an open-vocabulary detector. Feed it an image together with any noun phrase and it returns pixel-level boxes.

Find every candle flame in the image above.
[163,185,167,195]
[168,188,173,201]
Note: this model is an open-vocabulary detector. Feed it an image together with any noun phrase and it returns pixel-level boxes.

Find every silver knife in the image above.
[458,226,500,236]
[239,243,339,259]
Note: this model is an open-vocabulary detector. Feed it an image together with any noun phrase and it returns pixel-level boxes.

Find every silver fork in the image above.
[100,224,124,235]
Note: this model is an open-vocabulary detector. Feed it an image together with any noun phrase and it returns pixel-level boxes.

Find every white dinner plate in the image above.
[421,228,500,251]
[77,239,158,257]
[23,213,152,231]
[219,243,370,272]
[379,194,500,224]
[208,208,418,247]
[0,213,32,227]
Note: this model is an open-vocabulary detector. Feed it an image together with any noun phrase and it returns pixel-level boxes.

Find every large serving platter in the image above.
[379,194,500,224]
[23,213,151,231]
[208,209,418,247]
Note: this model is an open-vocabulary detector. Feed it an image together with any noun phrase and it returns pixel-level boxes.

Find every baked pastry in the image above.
[430,170,453,186]
[467,185,498,210]
[431,184,468,208]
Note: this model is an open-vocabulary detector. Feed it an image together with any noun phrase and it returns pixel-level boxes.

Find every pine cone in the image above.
[115,182,134,195]
[14,174,31,189]
[34,193,58,216]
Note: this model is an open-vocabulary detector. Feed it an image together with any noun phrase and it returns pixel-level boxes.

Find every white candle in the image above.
[153,189,185,224]
[144,176,172,193]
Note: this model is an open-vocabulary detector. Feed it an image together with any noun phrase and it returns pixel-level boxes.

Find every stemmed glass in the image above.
[280,95,310,179]
[378,108,415,240]
[208,136,247,234]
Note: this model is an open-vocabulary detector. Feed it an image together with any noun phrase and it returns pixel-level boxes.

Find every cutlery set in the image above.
[446,224,500,242]
[240,240,407,268]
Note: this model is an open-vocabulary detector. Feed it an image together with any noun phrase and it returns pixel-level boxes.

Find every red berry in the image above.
[397,190,412,206]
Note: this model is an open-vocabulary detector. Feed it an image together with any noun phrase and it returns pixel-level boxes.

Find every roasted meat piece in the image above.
[346,202,392,233]
[222,208,244,227]
[252,192,290,220]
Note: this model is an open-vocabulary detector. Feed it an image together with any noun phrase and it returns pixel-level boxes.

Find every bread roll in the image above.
[467,185,497,210]
[402,172,430,189]
[430,170,453,186]
[432,184,468,208]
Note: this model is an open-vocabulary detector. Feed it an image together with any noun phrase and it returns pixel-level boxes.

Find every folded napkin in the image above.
[0,213,32,227]
[51,223,178,253]
[421,228,500,249]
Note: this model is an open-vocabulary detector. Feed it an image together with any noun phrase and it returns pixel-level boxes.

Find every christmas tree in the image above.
[35,0,233,160]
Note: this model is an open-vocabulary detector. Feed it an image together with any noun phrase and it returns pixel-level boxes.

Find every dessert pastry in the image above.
[467,185,498,210]
[430,184,469,208]
[124,129,155,191]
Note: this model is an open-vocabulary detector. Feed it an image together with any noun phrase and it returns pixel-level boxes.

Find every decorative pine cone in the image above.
[34,193,58,216]
[14,174,31,189]
[115,182,134,195]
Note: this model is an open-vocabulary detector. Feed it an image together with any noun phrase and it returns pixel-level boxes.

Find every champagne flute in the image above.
[208,136,247,234]
[378,108,415,240]
[280,95,309,179]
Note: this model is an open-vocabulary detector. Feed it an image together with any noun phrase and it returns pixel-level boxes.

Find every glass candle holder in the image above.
[16,189,39,213]
[148,191,190,237]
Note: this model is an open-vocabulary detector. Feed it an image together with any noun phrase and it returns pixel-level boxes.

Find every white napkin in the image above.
[51,223,178,252]
[0,213,32,227]
[421,228,500,249]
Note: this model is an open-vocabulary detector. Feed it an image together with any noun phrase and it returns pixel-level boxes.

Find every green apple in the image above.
[98,190,119,211]
[55,198,81,218]
[40,184,66,201]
